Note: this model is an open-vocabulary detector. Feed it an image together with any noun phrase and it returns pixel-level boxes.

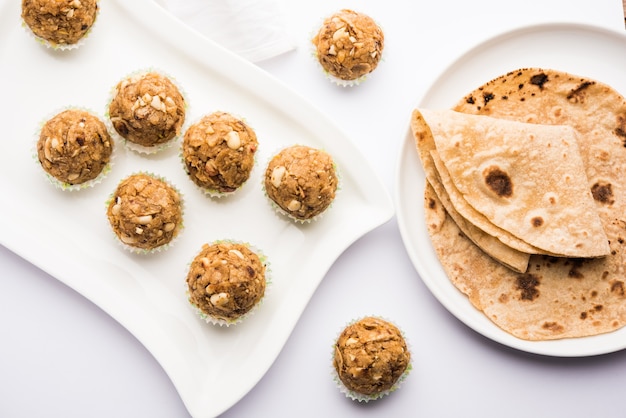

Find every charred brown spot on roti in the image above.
[614,115,626,145]
[427,197,437,210]
[591,182,615,205]
[531,217,544,227]
[544,256,560,265]
[483,92,495,105]
[465,96,475,105]
[483,167,513,197]
[530,73,549,89]
[615,128,626,146]
[567,259,585,279]
[610,280,625,296]
[542,321,563,332]
[580,305,604,320]
[516,273,540,301]
[566,81,594,102]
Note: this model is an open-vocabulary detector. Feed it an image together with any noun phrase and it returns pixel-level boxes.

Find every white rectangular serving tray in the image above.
[0,1,394,417]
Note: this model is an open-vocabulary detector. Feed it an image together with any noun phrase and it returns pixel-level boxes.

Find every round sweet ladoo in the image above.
[21,0,99,47]
[108,71,186,150]
[106,173,183,252]
[311,9,384,83]
[333,316,411,400]
[182,111,258,194]
[186,242,267,324]
[264,145,338,221]
[36,108,112,187]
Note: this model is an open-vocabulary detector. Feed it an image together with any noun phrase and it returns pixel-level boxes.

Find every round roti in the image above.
[422,68,626,340]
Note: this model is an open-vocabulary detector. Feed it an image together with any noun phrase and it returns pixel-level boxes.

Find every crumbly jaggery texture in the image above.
[107,174,182,251]
[312,9,384,81]
[186,242,266,321]
[22,0,98,46]
[334,317,410,396]
[37,109,112,185]
[264,145,337,220]
[182,112,258,193]
[108,72,185,147]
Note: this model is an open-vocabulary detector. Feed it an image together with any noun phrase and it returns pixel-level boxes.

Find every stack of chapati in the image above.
[412,68,626,341]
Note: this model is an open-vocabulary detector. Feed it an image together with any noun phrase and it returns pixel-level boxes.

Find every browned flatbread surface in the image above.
[421,108,609,258]
[420,68,626,340]
[411,109,532,272]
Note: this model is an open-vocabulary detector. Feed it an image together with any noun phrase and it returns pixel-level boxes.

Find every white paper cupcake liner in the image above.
[105,171,185,255]
[32,105,116,191]
[21,1,101,51]
[104,67,190,155]
[331,315,412,402]
[185,239,271,326]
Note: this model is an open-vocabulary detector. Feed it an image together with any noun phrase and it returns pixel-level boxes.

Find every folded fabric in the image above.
[155,0,296,62]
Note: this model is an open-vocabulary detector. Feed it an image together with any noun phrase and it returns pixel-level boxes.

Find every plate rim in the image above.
[395,21,626,358]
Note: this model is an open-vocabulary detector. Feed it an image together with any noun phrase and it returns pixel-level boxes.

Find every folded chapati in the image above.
[417,68,626,340]
[420,108,609,258]
[411,109,532,272]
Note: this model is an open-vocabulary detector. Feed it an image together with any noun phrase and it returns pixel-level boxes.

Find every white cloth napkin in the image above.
[156,0,296,62]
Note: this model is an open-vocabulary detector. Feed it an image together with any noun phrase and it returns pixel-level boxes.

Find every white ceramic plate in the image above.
[0,1,393,417]
[396,23,626,357]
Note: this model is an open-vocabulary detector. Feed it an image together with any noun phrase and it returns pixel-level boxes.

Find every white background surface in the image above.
[2,1,626,417]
